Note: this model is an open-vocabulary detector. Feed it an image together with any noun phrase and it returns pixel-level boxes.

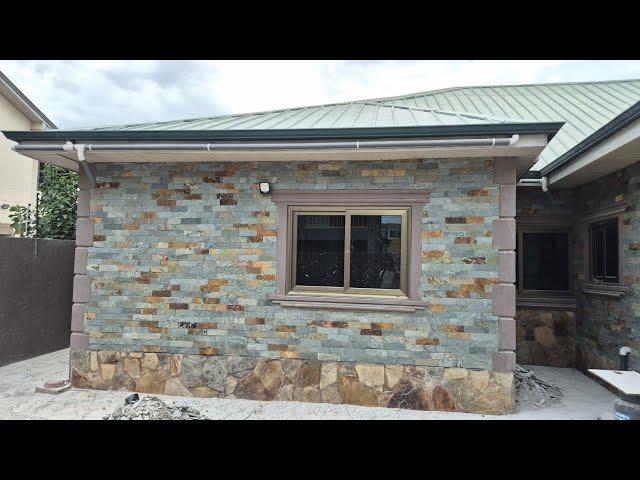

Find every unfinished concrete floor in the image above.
[0,349,618,420]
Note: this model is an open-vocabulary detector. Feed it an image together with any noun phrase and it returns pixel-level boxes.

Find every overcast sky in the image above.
[2,60,640,129]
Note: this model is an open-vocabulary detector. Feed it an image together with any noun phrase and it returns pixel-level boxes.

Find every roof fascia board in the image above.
[539,101,640,177]
[0,71,56,129]
[3,122,563,143]
[548,115,640,186]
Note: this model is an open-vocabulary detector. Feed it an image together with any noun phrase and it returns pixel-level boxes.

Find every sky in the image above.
[1,60,640,129]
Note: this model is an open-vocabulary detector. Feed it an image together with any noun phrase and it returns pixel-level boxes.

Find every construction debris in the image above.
[104,395,207,420]
[515,365,563,409]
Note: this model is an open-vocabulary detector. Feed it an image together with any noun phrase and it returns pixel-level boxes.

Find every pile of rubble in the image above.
[515,365,563,409]
[104,394,207,420]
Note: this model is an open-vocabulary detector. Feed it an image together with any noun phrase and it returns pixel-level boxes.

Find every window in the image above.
[517,229,570,294]
[269,189,429,310]
[290,207,408,296]
[590,218,619,283]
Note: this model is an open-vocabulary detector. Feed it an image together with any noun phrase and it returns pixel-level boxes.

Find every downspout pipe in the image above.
[62,142,96,187]
[16,134,521,154]
[541,176,549,192]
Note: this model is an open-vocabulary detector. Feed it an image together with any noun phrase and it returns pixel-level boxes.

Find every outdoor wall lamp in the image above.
[258,181,271,195]
[1,204,9,209]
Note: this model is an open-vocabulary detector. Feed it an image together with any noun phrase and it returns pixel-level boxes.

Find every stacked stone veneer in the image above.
[516,308,576,367]
[69,158,517,414]
[573,163,640,372]
[515,184,577,367]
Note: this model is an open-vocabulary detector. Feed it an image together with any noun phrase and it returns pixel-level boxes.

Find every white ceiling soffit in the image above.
[548,117,640,188]
[16,133,548,178]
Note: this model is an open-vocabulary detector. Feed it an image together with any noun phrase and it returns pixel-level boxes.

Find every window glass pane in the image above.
[350,214,402,289]
[296,215,344,287]
[605,221,619,282]
[522,232,569,291]
[592,226,605,279]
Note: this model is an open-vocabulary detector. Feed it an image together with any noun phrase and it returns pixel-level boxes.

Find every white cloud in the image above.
[1,60,640,129]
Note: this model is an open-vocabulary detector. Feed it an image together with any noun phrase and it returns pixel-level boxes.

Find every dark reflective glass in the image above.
[350,215,402,289]
[522,232,569,291]
[591,219,619,283]
[295,215,344,287]
[605,221,619,282]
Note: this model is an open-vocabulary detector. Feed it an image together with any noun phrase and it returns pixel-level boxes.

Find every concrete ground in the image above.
[0,349,618,420]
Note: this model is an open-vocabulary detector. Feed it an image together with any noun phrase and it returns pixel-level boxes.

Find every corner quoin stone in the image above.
[74,247,88,275]
[498,251,516,283]
[72,275,91,303]
[492,284,516,317]
[75,218,94,247]
[498,318,516,351]
[492,351,516,372]
[492,219,515,250]
[77,190,91,217]
[70,333,89,350]
[499,184,516,217]
[493,158,516,185]
[71,304,86,332]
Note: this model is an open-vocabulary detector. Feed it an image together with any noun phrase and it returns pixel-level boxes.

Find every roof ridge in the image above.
[363,78,640,104]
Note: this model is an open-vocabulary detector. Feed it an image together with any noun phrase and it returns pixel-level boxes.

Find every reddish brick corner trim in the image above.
[70,165,95,349]
[492,351,516,373]
[492,158,516,372]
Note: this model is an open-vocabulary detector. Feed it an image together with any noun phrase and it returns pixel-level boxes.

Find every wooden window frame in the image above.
[580,202,629,298]
[289,206,409,297]
[267,189,430,312]
[589,218,619,284]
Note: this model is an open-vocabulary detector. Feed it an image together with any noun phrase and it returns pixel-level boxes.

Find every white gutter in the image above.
[15,134,521,154]
[516,175,548,192]
[516,178,542,187]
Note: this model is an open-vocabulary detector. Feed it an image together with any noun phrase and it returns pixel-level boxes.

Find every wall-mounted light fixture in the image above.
[1,204,9,210]
[258,181,271,195]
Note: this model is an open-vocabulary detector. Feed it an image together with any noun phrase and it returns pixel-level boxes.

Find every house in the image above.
[5,79,640,414]
[0,70,56,235]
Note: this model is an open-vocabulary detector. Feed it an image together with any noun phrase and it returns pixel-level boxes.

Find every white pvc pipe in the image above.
[15,134,521,155]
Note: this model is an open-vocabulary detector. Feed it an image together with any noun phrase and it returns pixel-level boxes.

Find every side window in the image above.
[517,230,570,294]
[590,218,619,283]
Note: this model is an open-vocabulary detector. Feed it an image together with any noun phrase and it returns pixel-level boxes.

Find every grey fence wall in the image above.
[0,238,74,366]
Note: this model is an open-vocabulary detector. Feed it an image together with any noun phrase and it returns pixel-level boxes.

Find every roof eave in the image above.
[3,122,564,143]
[538,101,640,177]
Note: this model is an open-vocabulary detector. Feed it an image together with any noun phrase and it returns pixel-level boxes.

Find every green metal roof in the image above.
[371,79,640,170]
[92,102,526,131]
[7,78,640,172]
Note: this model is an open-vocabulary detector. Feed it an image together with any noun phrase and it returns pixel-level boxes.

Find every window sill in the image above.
[582,283,630,298]
[267,293,428,313]
[516,295,577,310]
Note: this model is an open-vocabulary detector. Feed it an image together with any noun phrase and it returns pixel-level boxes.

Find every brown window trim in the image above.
[269,189,430,312]
[579,202,629,298]
[516,295,577,310]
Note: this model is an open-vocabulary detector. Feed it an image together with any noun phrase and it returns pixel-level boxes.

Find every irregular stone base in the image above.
[70,350,514,415]
[516,308,576,367]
